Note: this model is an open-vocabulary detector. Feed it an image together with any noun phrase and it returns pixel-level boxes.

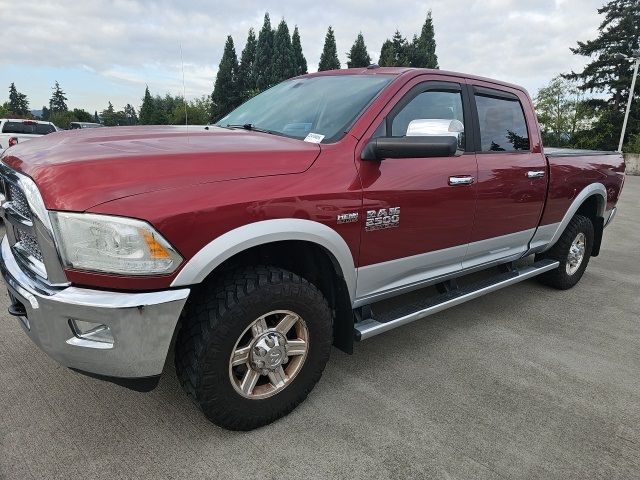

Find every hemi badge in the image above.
[337,212,359,224]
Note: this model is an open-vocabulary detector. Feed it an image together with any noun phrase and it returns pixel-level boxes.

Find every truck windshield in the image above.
[217,75,393,142]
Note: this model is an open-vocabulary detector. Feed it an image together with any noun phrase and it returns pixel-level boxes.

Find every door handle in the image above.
[527,170,545,179]
[449,176,474,186]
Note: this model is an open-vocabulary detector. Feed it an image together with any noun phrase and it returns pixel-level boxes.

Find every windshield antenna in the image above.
[180,43,189,139]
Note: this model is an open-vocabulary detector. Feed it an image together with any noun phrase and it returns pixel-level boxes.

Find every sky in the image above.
[0,0,607,113]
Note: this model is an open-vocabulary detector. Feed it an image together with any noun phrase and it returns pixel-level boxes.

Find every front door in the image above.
[355,77,478,302]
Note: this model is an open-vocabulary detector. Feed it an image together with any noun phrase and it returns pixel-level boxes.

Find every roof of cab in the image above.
[303,67,529,96]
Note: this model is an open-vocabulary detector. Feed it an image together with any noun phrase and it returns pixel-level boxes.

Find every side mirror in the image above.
[362,136,460,160]
[362,118,465,161]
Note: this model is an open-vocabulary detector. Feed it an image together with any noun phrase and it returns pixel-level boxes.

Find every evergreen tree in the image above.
[271,19,296,84]
[379,30,410,67]
[318,26,340,71]
[378,39,396,67]
[139,86,155,124]
[8,83,29,116]
[237,28,257,101]
[347,33,371,68]
[565,0,640,149]
[41,106,50,121]
[102,101,116,126]
[94,111,100,123]
[124,104,138,125]
[254,13,275,91]
[49,81,68,113]
[211,35,239,121]
[410,11,439,68]
[291,26,308,75]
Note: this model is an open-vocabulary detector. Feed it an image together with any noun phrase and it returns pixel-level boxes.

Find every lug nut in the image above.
[266,336,275,348]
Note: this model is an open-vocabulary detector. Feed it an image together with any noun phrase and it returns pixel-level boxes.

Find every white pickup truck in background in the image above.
[0,119,58,151]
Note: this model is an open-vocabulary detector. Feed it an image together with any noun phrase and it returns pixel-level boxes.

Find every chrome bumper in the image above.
[0,236,189,379]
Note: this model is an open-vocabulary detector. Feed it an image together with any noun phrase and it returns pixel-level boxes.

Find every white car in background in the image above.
[0,119,59,151]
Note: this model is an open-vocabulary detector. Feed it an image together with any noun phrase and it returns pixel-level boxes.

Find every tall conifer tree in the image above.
[347,33,371,68]
[211,35,239,120]
[291,26,308,75]
[318,26,341,71]
[254,13,275,90]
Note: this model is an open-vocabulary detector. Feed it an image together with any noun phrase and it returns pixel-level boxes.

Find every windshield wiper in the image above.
[224,123,275,134]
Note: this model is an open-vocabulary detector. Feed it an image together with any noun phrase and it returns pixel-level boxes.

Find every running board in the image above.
[354,259,559,341]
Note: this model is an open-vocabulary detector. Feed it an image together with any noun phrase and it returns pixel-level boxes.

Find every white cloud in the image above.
[0,0,605,110]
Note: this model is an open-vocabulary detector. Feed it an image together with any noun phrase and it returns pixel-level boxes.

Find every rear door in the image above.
[463,82,547,269]
[355,75,478,301]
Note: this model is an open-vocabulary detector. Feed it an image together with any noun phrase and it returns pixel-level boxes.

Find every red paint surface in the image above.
[0,68,627,291]
[540,154,626,225]
[467,79,547,241]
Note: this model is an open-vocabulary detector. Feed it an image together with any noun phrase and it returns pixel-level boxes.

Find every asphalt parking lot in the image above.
[0,176,638,480]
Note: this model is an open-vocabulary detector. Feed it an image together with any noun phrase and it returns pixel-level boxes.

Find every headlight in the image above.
[50,212,183,275]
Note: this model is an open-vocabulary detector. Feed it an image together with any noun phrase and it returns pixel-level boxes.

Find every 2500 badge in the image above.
[365,207,400,231]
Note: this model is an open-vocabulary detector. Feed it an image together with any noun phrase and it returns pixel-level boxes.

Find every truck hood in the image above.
[1,125,321,211]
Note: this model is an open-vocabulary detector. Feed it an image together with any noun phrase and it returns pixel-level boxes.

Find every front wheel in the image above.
[536,214,594,290]
[175,266,332,431]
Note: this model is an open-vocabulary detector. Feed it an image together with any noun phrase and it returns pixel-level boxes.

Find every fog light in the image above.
[67,319,114,348]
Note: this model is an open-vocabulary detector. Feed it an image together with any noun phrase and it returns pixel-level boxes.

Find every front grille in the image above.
[0,169,46,278]
[8,184,31,220]
[17,230,44,263]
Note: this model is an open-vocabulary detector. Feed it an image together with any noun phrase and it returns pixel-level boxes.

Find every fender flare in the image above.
[540,182,607,253]
[170,219,357,302]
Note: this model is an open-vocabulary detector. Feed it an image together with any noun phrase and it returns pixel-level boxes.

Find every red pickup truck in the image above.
[0,67,625,430]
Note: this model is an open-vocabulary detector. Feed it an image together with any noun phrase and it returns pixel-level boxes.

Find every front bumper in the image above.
[0,236,189,381]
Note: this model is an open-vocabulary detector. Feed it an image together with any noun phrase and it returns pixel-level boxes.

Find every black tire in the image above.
[175,266,332,431]
[536,214,594,290]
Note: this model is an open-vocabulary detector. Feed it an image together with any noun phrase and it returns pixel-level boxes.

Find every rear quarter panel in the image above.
[540,152,626,226]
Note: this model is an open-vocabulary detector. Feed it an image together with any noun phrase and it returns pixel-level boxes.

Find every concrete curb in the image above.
[625,153,640,175]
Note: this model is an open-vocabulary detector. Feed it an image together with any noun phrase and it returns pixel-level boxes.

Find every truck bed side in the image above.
[540,149,625,227]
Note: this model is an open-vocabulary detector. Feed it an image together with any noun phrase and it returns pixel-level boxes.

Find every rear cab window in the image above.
[473,88,530,152]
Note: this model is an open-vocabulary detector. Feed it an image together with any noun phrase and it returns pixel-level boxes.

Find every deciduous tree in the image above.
[535,76,590,146]
[72,108,93,122]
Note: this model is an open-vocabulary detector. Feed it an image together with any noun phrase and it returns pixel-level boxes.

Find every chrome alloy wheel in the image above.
[229,310,309,399]
[566,232,586,275]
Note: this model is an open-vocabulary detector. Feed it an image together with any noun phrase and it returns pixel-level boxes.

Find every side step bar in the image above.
[354,259,559,341]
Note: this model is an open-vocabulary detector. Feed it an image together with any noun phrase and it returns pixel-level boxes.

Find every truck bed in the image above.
[544,147,620,157]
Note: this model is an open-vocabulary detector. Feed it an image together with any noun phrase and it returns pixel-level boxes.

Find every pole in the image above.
[618,58,639,152]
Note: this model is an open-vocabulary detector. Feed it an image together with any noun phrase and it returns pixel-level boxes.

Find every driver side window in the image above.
[390,90,466,150]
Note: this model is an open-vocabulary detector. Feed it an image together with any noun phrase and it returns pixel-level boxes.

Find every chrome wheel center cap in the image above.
[250,332,288,373]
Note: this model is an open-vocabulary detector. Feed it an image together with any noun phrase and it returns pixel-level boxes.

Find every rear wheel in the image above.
[175,266,332,431]
[536,214,594,290]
